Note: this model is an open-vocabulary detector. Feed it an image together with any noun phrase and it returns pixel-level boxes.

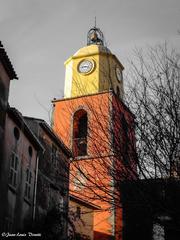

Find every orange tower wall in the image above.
[52,91,136,240]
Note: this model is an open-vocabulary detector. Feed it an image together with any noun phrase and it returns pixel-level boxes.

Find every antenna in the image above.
[94,16,96,28]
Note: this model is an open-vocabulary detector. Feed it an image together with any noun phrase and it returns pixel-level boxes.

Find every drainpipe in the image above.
[32,152,39,222]
[32,123,44,223]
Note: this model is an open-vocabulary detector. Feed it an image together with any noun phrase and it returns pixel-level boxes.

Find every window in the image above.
[25,168,32,200]
[58,197,64,212]
[14,127,20,141]
[9,152,19,188]
[28,146,33,158]
[51,144,58,166]
[73,110,88,157]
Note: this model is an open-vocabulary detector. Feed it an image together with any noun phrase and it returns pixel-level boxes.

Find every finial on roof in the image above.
[94,16,96,28]
[87,20,104,46]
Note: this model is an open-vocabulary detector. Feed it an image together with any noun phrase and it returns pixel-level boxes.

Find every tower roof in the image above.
[73,44,111,58]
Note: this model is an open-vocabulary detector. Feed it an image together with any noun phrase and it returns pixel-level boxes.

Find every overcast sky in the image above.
[0,0,180,123]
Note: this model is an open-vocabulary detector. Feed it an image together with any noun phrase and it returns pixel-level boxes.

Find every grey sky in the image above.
[0,0,179,123]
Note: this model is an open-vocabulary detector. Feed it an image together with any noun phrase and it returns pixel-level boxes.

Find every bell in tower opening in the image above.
[87,27,104,46]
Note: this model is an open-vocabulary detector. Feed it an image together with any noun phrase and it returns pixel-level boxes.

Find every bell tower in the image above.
[53,26,136,240]
[64,26,124,99]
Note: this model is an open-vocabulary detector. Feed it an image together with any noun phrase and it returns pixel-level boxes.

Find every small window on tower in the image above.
[73,109,88,157]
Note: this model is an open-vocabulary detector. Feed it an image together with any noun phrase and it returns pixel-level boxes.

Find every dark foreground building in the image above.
[0,42,41,232]
[121,179,180,240]
[0,41,72,239]
[0,41,18,188]
[0,107,43,232]
[25,117,71,239]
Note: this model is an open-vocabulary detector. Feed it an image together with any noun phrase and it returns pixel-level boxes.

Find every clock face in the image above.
[116,67,122,82]
[78,60,94,74]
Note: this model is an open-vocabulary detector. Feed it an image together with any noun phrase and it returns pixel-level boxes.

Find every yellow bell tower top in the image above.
[64,26,124,99]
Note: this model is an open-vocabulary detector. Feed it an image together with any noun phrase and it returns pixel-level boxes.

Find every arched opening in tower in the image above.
[73,109,88,157]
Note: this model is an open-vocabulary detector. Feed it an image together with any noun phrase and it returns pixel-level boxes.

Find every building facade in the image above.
[25,117,71,239]
[0,41,18,179]
[0,42,41,233]
[52,27,136,240]
[0,108,42,232]
[0,41,72,239]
